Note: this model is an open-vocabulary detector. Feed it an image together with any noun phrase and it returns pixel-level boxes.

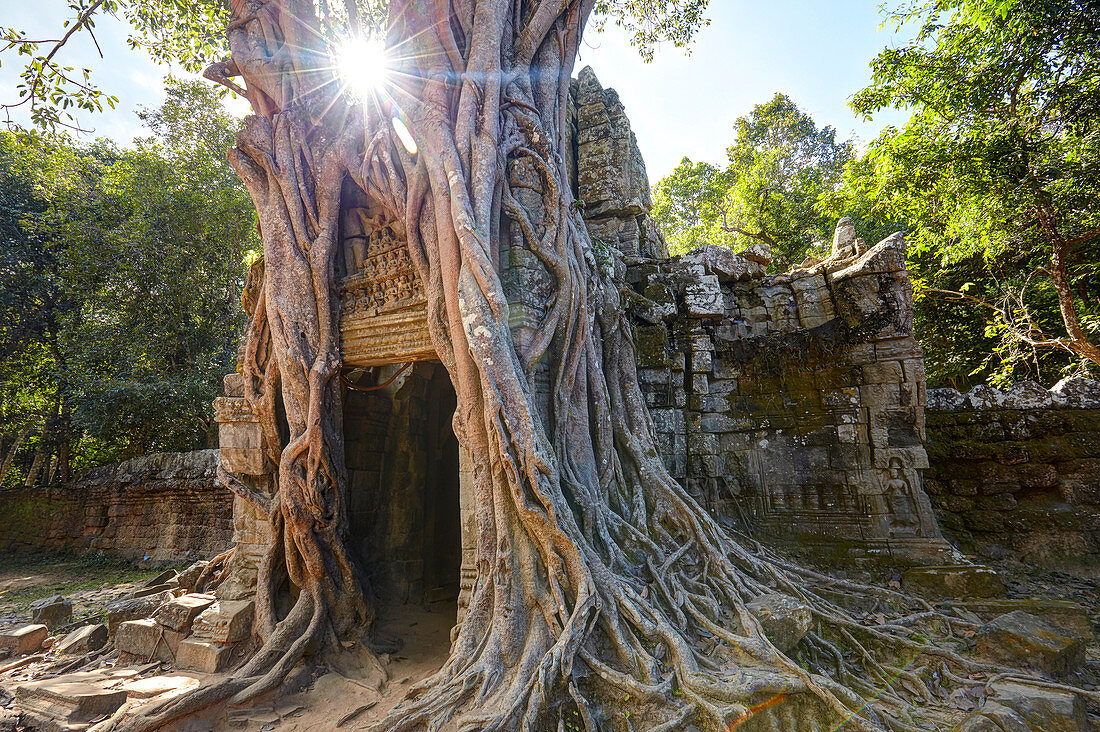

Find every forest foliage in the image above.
[0,79,257,487]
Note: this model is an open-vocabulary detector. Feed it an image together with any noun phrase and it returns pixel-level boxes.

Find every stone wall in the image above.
[624,223,951,561]
[925,379,1100,564]
[0,450,231,561]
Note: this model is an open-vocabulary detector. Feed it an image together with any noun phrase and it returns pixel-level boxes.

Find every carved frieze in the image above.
[339,208,436,366]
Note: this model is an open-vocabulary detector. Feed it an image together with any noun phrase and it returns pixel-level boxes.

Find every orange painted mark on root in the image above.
[727,693,787,729]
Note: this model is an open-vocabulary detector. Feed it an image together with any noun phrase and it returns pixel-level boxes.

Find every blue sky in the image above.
[0,0,911,180]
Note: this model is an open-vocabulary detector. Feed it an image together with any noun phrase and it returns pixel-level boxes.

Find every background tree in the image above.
[0,79,256,486]
[842,0,1100,381]
[2,2,1081,731]
[653,93,853,268]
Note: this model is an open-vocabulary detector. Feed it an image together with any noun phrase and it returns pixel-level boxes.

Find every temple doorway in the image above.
[343,361,462,633]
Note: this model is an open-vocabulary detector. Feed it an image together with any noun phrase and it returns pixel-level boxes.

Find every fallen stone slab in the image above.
[190,600,253,644]
[175,560,208,592]
[15,669,137,732]
[152,593,215,633]
[115,619,187,663]
[29,595,73,629]
[129,583,177,600]
[746,594,811,653]
[55,624,108,656]
[118,674,200,700]
[105,592,173,637]
[975,611,1086,676]
[0,625,48,655]
[987,680,1087,732]
[175,639,233,673]
[902,565,1005,599]
[950,599,1092,640]
[142,569,179,589]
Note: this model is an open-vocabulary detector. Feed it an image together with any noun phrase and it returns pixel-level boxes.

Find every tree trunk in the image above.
[0,426,29,487]
[1037,200,1100,367]
[112,2,1065,730]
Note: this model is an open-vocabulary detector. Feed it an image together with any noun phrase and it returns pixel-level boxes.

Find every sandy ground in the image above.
[159,600,458,731]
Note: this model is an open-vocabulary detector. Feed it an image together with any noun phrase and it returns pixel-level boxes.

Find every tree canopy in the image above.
[653,93,853,268]
[836,0,1100,381]
[0,78,257,486]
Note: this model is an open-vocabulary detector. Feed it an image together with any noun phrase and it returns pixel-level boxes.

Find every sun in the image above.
[335,36,389,99]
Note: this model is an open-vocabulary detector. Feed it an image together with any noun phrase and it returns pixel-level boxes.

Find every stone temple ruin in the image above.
[214,67,952,628]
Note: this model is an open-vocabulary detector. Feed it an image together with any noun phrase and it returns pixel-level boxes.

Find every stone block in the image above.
[119,674,201,699]
[105,592,173,636]
[975,611,1086,676]
[176,639,234,673]
[684,275,723,319]
[0,624,48,655]
[1051,377,1100,408]
[130,583,177,599]
[214,396,268,475]
[116,619,187,662]
[15,670,132,730]
[153,593,215,632]
[143,569,179,588]
[902,565,1004,599]
[986,680,1088,731]
[191,600,254,644]
[55,624,108,655]
[176,560,209,592]
[29,595,72,629]
[746,594,811,653]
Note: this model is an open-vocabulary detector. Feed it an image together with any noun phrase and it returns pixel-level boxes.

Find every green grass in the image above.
[0,551,170,614]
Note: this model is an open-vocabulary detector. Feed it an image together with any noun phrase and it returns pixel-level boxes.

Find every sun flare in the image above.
[335,36,389,99]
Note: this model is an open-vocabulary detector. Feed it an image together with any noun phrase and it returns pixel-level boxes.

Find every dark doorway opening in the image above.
[343,361,461,619]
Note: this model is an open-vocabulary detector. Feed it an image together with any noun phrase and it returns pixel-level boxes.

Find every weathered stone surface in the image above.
[928,388,965,411]
[29,595,72,629]
[571,67,667,259]
[175,639,233,673]
[0,624,48,655]
[119,674,200,699]
[926,388,1100,564]
[0,450,230,561]
[15,670,134,731]
[55,624,108,655]
[620,220,950,561]
[142,569,178,588]
[105,592,172,637]
[986,680,1088,731]
[115,619,187,662]
[129,583,176,599]
[902,565,1005,599]
[152,593,215,633]
[974,611,1086,676]
[1002,381,1055,409]
[951,599,1092,640]
[1051,377,1100,408]
[176,560,209,592]
[190,600,253,644]
[746,594,811,653]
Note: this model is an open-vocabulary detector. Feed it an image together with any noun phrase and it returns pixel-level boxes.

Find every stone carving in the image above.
[625,221,951,561]
[339,206,436,366]
[884,457,920,535]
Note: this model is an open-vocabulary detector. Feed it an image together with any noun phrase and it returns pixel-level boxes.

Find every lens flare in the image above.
[392,117,418,155]
[335,36,389,99]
